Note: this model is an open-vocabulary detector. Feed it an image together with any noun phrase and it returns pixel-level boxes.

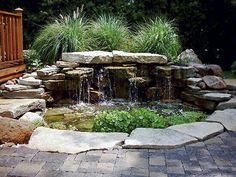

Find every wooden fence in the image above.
[0,8,25,83]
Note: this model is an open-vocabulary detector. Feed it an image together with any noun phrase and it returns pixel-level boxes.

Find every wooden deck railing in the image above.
[0,8,25,83]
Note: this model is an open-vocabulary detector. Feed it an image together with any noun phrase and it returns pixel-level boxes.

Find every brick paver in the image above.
[0,131,236,177]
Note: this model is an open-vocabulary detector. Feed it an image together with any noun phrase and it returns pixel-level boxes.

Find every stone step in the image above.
[168,122,224,140]
[216,97,236,110]
[206,109,236,131]
[28,127,128,154]
[0,99,46,118]
[2,88,45,99]
[124,128,198,149]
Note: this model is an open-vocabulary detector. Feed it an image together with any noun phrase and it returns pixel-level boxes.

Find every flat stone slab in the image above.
[168,122,224,140]
[18,77,42,86]
[206,109,236,131]
[124,128,197,149]
[112,50,167,64]
[202,93,232,102]
[28,127,128,154]
[2,88,44,99]
[216,97,236,110]
[37,66,59,77]
[4,84,33,91]
[62,51,113,64]
[0,99,46,118]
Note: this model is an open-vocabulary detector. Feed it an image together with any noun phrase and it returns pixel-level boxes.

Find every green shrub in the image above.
[88,15,131,51]
[231,61,236,74]
[32,9,88,64]
[131,17,182,61]
[93,108,206,133]
[23,50,43,70]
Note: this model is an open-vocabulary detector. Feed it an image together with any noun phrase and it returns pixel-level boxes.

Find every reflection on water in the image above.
[44,99,200,132]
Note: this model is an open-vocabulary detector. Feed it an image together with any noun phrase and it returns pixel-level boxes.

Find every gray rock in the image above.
[2,88,45,99]
[168,122,224,140]
[0,99,46,118]
[37,66,59,77]
[124,128,197,149]
[216,97,236,110]
[186,78,202,86]
[224,79,236,90]
[105,66,137,79]
[202,93,232,102]
[128,77,151,87]
[202,76,227,89]
[56,61,80,68]
[65,68,94,79]
[28,127,128,154]
[177,49,202,65]
[206,109,236,131]
[62,51,113,64]
[4,84,33,91]
[194,98,218,110]
[113,50,167,64]
[39,73,65,80]
[171,66,196,79]
[22,72,38,79]
[43,80,66,91]
[156,66,173,77]
[20,112,43,123]
[18,77,42,86]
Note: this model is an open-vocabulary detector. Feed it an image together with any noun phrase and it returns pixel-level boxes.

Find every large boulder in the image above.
[62,51,113,64]
[177,49,202,65]
[112,50,167,64]
[202,76,227,89]
[0,116,35,144]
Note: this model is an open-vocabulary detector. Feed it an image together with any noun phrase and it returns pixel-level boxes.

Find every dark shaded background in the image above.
[0,0,235,69]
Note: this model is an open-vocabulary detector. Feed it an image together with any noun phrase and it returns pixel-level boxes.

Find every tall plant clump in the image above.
[32,8,89,64]
[88,15,131,51]
[132,17,182,62]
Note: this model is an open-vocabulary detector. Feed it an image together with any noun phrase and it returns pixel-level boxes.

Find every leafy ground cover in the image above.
[93,108,207,133]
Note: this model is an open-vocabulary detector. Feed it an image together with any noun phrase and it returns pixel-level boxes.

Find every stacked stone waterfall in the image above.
[1,50,236,110]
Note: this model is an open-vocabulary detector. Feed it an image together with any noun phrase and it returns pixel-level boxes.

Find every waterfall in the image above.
[129,78,138,102]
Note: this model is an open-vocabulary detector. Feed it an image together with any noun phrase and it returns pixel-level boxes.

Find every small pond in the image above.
[44,99,207,132]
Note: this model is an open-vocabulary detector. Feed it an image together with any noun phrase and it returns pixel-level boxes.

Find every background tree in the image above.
[0,0,235,69]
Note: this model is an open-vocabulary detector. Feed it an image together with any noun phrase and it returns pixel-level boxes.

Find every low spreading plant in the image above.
[88,15,131,51]
[93,108,206,133]
[32,8,89,64]
[131,17,182,62]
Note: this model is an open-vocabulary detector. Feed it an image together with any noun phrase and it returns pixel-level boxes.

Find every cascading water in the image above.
[129,78,138,102]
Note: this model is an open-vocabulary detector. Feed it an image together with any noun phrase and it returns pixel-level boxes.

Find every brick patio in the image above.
[0,131,236,177]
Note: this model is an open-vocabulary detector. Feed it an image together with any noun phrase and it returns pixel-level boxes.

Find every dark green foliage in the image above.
[1,0,235,68]
[132,17,181,61]
[89,15,130,51]
[93,108,207,133]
